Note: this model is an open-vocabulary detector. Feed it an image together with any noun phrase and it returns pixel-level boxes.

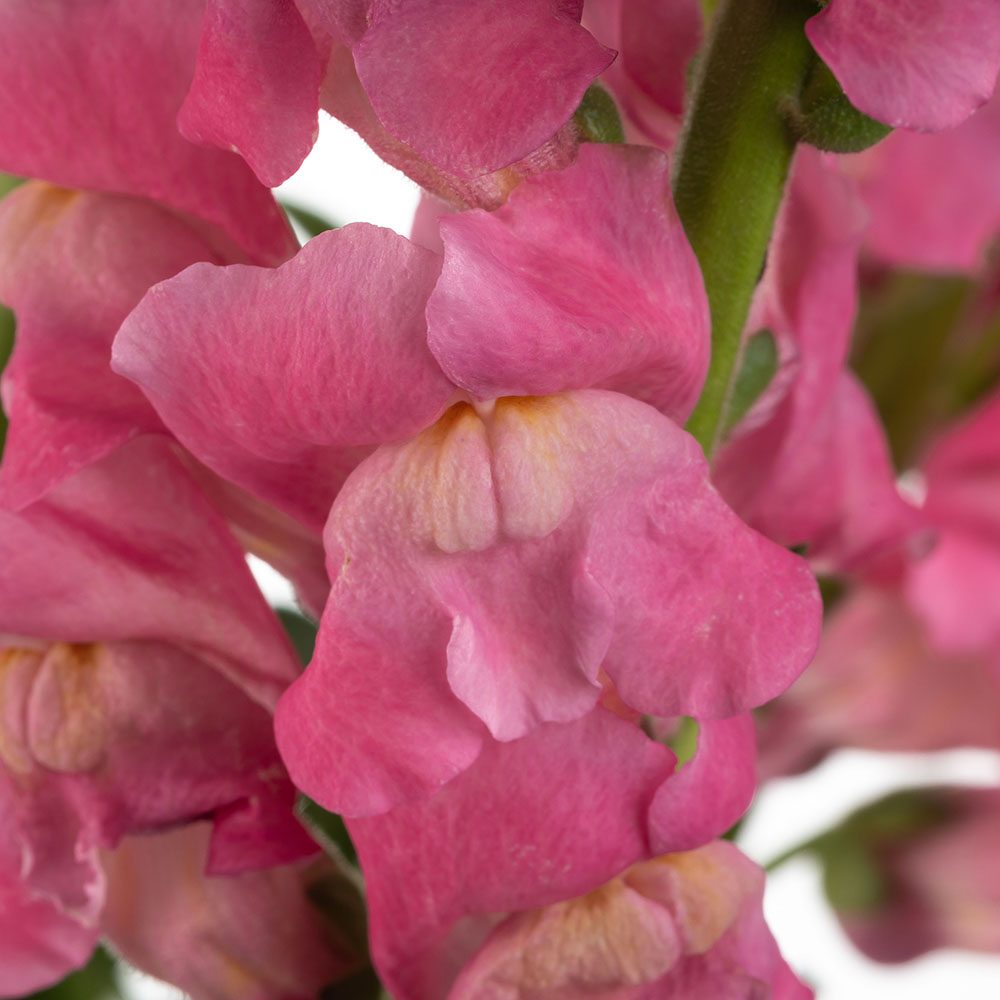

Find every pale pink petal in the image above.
[114,225,454,532]
[348,708,674,999]
[178,0,323,187]
[0,438,299,708]
[0,184,219,511]
[102,824,355,999]
[0,0,296,263]
[807,0,1000,132]
[649,716,757,853]
[351,0,613,177]
[427,144,710,422]
[851,91,1000,272]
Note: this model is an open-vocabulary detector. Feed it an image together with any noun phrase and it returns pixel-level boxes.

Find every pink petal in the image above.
[585,0,702,148]
[178,0,324,187]
[806,0,1000,132]
[649,716,757,853]
[0,184,220,510]
[351,0,613,177]
[0,438,299,708]
[102,824,354,999]
[0,774,102,996]
[348,708,674,999]
[320,44,580,210]
[114,225,454,532]
[851,90,1000,272]
[0,0,296,263]
[427,144,710,422]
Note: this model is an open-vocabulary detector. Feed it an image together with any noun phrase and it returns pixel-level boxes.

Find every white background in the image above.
[124,117,1000,1000]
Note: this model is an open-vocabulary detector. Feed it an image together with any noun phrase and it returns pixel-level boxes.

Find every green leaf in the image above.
[298,795,359,868]
[30,948,120,1000]
[722,328,778,436]
[573,84,625,145]
[0,305,15,460]
[278,607,318,665]
[788,59,892,154]
[283,202,340,240]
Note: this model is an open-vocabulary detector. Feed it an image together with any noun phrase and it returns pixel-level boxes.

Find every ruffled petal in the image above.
[114,225,454,532]
[427,144,710,421]
[806,0,1000,132]
[178,0,323,186]
[0,0,296,263]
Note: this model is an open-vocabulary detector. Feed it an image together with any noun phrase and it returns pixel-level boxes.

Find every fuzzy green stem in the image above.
[674,0,818,454]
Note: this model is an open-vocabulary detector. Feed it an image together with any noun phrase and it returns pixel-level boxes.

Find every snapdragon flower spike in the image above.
[0,0,295,264]
[351,728,806,1000]
[806,0,1000,133]
[101,824,359,1000]
[846,87,1000,272]
[115,145,820,816]
[0,439,315,994]
[0,181,328,612]
[714,149,919,574]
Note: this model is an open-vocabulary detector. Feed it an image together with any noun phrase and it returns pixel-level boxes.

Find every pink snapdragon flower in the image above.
[0,0,296,264]
[101,823,360,1000]
[832,788,1000,962]
[350,725,809,1000]
[0,181,328,611]
[0,439,313,995]
[714,148,918,574]
[115,145,821,816]
[806,0,1000,132]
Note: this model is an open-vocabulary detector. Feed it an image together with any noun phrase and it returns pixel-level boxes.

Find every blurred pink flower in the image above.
[836,788,1000,962]
[806,0,1000,132]
[0,440,313,995]
[115,145,820,816]
[101,823,359,1000]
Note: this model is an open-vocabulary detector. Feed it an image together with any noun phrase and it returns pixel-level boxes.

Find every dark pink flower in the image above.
[115,146,820,815]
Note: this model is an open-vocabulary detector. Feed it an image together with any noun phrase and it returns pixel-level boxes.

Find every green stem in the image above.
[674,0,818,455]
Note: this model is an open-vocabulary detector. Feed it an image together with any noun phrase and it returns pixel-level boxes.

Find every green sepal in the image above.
[29,948,119,1000]
[0,305,14,460]
[298,794,359,868]
[722,328,779,437]
[283,202,340,240]
[573,84,625,145]
[788,60,891,153]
